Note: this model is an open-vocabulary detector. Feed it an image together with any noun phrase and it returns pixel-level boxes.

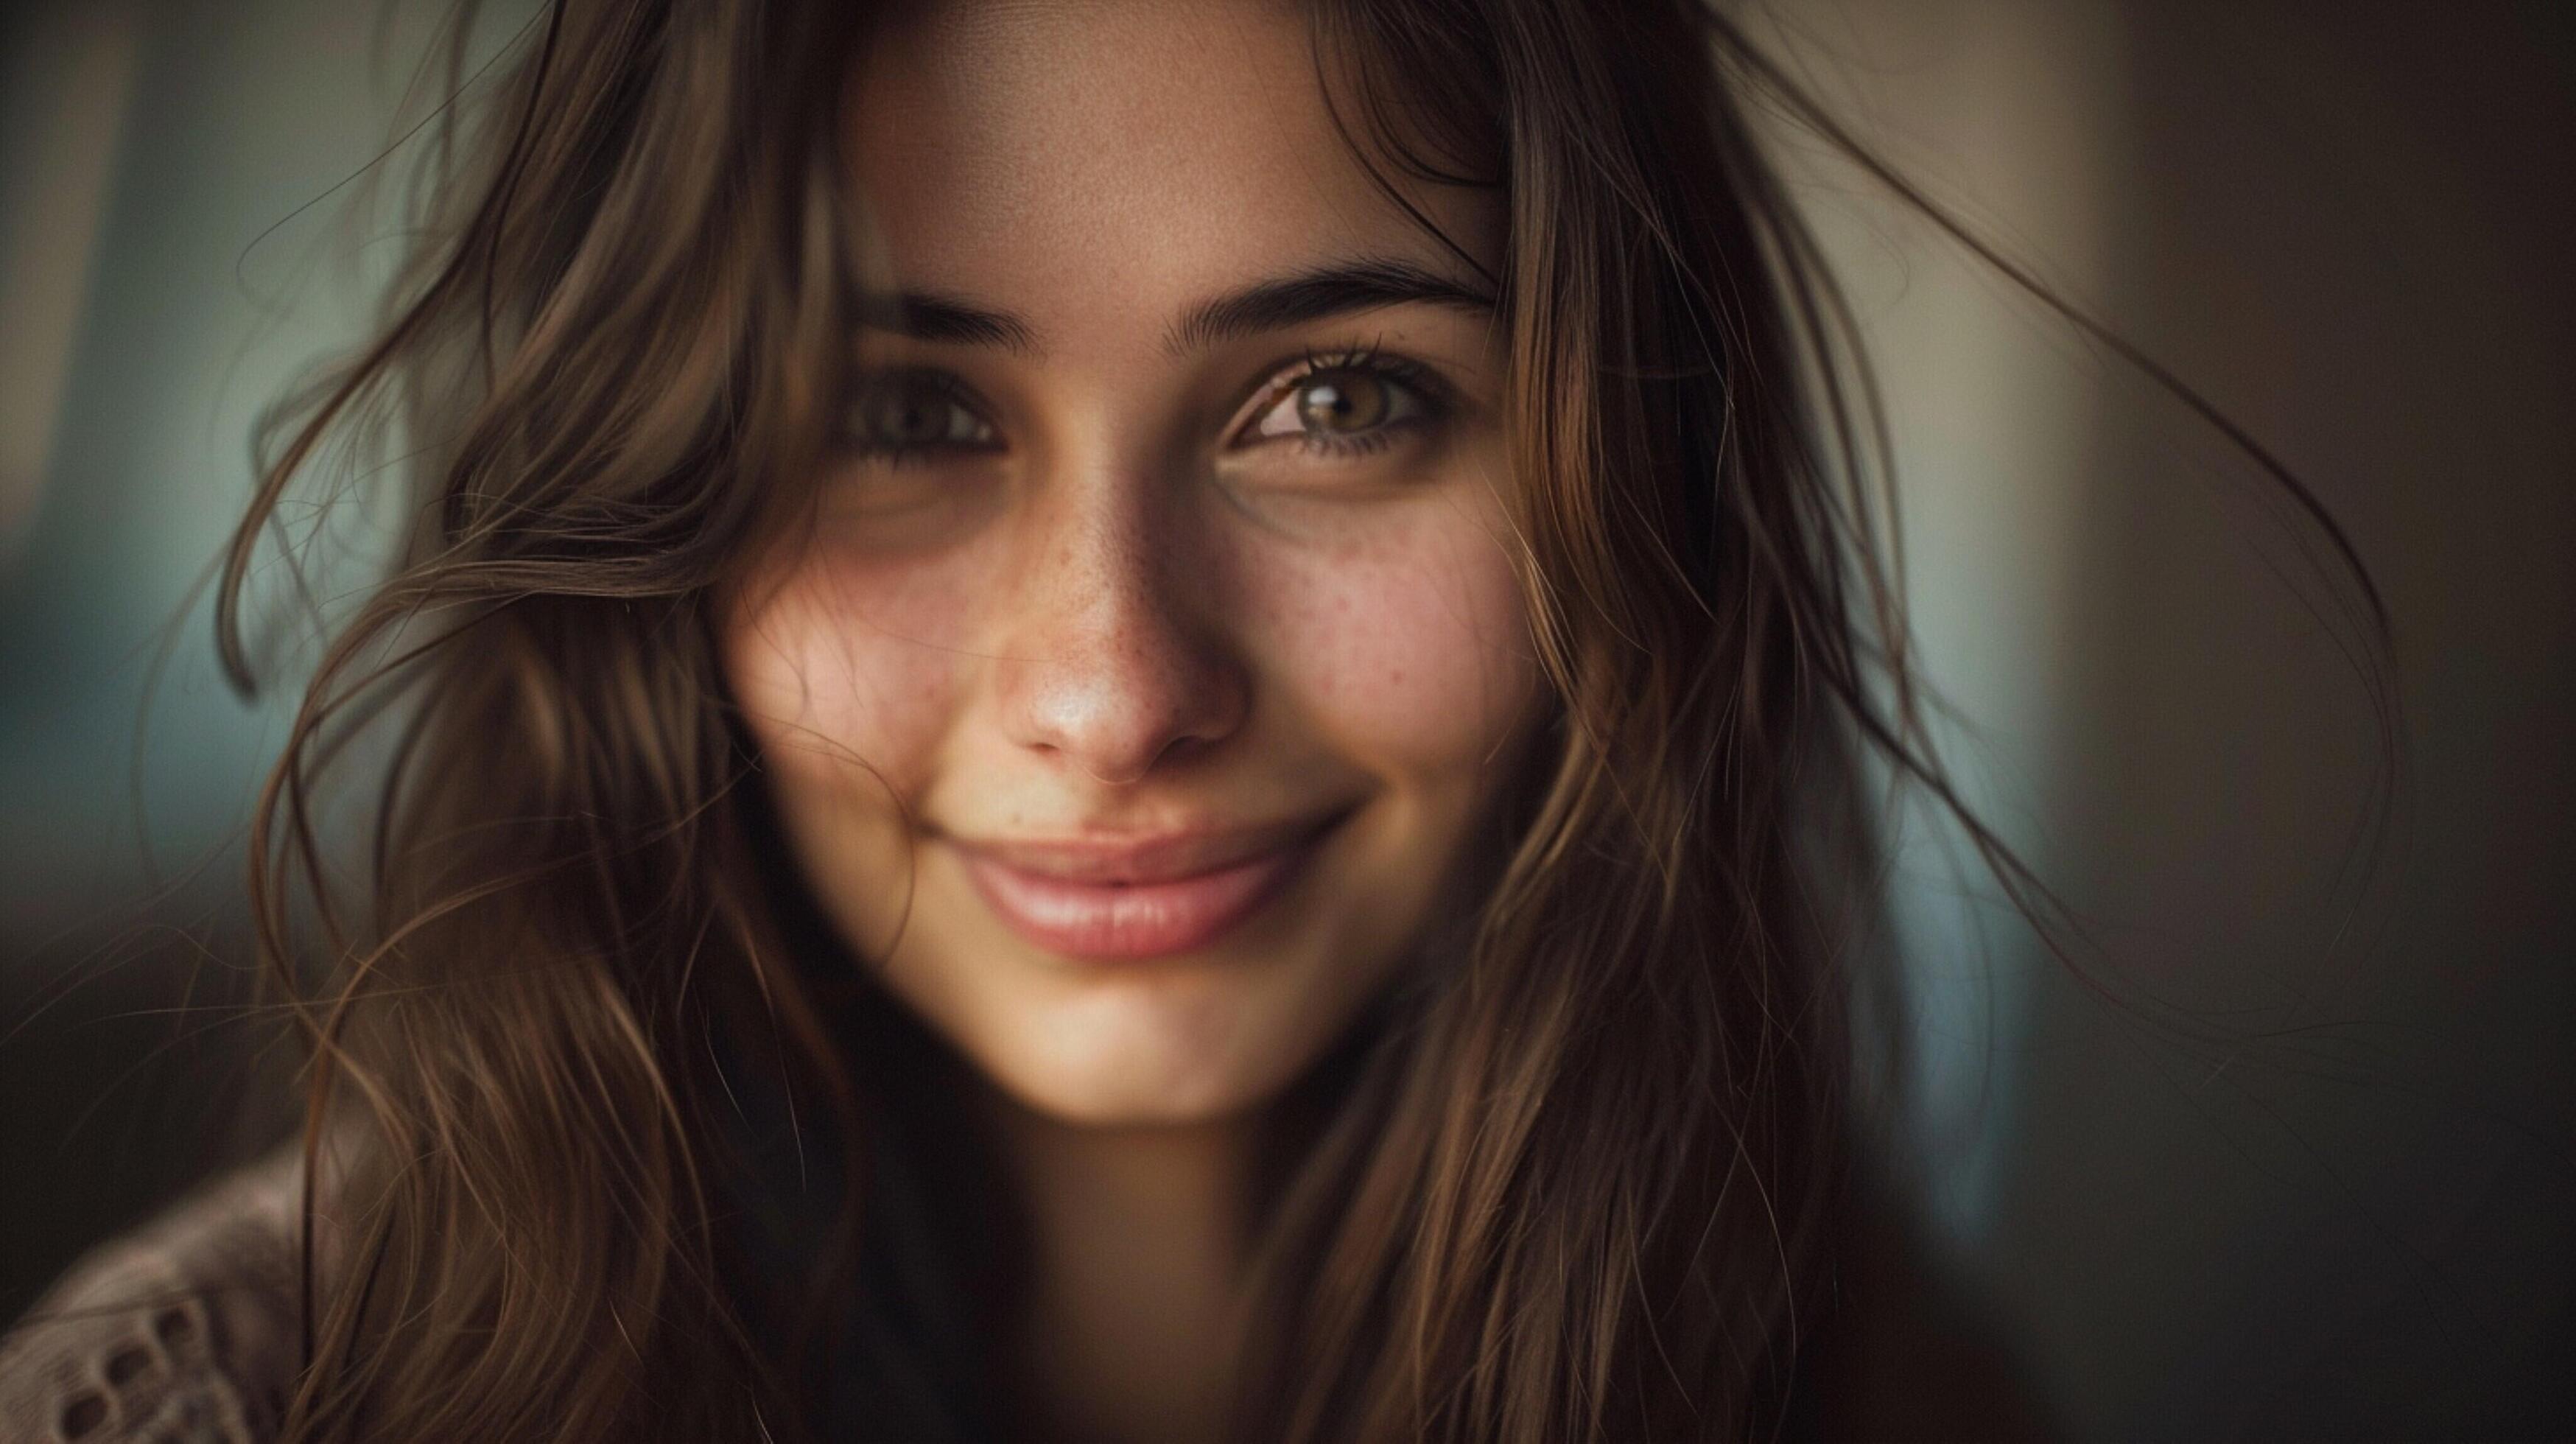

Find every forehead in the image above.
[842,0,1496,332]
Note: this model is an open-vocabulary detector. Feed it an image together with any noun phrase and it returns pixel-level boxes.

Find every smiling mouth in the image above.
[952,813,1347,961]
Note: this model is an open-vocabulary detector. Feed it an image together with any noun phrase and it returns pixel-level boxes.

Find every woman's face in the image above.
[722,0,1543,1125]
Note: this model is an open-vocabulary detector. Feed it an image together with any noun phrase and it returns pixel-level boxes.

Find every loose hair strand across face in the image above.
[211,3,2387,1441]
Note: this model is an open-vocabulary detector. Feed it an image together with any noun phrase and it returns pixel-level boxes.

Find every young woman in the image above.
[1,1,2371,1439]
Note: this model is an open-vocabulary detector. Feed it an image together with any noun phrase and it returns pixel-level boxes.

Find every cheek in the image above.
[721,542,984,807]
[1243,492,1539,774]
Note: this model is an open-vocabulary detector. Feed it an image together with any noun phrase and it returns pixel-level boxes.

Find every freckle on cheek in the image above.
[1261,544,1519,736]
[727,572,973,808]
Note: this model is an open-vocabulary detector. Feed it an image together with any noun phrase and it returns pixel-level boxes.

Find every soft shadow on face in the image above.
[721,0,1545,1126]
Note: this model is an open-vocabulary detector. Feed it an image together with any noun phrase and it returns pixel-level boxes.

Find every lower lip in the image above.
[958,830,1328,961]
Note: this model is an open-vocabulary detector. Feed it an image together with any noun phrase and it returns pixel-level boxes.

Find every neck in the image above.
[986,1098,1260,1444]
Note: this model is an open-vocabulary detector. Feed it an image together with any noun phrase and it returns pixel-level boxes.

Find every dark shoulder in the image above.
[0,1150,306,1444]
[1791,1202,2060,1441]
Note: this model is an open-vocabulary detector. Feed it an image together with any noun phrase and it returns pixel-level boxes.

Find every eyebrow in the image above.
[1165,259,1497,354]
[854,259,1496,360]
[856,291,1039,354]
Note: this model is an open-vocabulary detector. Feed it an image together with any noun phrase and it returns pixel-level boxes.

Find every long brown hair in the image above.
[218,1,2382,1440]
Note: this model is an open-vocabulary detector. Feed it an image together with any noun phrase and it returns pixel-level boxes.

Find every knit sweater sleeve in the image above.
[0,1151,308,1444]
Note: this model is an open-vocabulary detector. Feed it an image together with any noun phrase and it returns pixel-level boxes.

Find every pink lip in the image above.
[953,815,1340,961]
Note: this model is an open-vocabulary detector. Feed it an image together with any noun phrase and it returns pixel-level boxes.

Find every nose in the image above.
[992,471,1249,786]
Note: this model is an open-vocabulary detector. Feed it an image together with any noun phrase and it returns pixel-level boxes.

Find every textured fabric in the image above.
[0,1143,2054,1440]
[0,1152,304,1444]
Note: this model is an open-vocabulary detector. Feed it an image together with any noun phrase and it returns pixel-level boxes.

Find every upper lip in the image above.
[950,811,1343,885]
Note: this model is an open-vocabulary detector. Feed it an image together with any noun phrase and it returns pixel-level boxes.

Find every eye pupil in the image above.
[852,374,989,452]
[872,389,944,444]
[1296,372,1388,433]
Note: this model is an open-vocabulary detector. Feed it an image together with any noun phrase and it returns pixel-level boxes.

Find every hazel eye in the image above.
[1246,367,1426,446]
[844,372,997,458]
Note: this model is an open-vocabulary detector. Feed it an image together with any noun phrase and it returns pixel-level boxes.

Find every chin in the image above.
[954,968,1341,1128]
[1001,1070,1269,1130]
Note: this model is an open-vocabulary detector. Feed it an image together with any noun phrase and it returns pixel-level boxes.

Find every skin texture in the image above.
[723,0,1536,1131]
[717,4,1541,1435]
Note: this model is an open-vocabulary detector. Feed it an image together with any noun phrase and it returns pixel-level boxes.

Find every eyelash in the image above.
[838,369,998,468]
[1243,344,1446,460]
[835,346,1448,466]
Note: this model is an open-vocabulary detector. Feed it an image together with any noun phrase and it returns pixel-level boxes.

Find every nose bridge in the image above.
[994,452,1244,782]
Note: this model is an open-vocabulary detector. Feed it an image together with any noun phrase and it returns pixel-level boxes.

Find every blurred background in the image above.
[3,1,2569,1435]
